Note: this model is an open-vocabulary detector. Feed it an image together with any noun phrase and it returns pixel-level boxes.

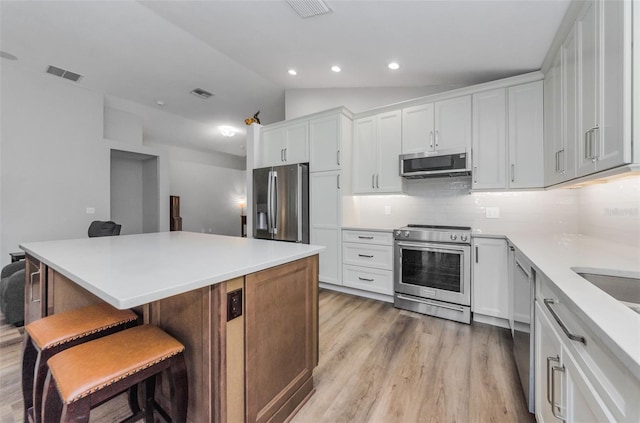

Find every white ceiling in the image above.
[0,0,570,157]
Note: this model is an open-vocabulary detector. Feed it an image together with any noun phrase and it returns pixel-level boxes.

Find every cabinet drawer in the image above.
[343,243,393,270]
[343,265,393,295]
[342,230,393,246]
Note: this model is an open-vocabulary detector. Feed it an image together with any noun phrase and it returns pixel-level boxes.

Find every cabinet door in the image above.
[24,255,46,324]
[376,110,403,193]
[434,95,472,151]
[562,24,579,181]
[564,349,616,423]
[597,0,630,170]
[471,238,508,318]
[310,171,342,285]
[402,103,434,154]
[352,116,377,194]
[472,89,506,189]
[258,127,284,168]
[535,303,565,423]
[577,1,599,177]
[544,49,565,186]
[508,81,544,188]
[283,121,309,164]
[310,115,341,172]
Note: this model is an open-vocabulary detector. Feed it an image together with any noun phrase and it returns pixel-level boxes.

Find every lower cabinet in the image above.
[310,171,342,285]
[342,229,393,296]
[471,237,508,322]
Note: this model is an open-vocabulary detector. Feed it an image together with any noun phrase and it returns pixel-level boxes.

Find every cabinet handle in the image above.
[372,174,375,189]
[510,164,515,182]
[284,148,287,162]
[280,149,284,162]
[551,365,567,421]
[337,150,341,166]
[337,174,340,189]
[544,299,586,344]
[30,270,41,303]
[429,131,434,148]
[475,246,479,263]
[584,127,599,161]
[546,355,560,405]
[435,130,439,147]
[473,166,477,184]
[358,254,374,258]
[376,174,380,189]
[555,151,560,173]
[592,127,599,162]
[358,236,374,239]
[358,277,374,282]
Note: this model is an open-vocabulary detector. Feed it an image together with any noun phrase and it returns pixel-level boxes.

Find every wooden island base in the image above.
[25,254,319,423]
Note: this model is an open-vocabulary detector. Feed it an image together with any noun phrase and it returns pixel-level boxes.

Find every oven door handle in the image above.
[396,241,467,253]
[396,294,465,312]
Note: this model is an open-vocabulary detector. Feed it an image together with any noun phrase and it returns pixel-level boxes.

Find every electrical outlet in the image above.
[86,207,95,214]
[485,207,500,219]
[384,206,391,215]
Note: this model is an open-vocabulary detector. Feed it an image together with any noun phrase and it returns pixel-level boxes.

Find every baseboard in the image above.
[319,282,394,303]
[472,313,510,329]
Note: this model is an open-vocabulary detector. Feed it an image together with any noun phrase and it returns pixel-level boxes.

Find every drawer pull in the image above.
[358,277,374,282]
[358,254,374,258]
[544,299,586,344]
[30,270,41,303]
[546,355,560,405]
[358,236,374,240]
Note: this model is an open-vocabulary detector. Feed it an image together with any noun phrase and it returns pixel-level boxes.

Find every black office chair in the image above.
[88,221,122,237]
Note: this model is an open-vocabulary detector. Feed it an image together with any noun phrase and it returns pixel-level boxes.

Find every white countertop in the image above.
[490,231,640,379]
[20,232,324,309]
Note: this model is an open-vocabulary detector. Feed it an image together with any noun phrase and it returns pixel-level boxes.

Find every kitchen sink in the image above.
[573,269,640,314]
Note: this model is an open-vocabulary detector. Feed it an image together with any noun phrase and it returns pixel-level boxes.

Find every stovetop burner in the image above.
[406,224,472,231]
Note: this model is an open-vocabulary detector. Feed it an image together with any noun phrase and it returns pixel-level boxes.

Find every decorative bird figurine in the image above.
[245,110,261,125]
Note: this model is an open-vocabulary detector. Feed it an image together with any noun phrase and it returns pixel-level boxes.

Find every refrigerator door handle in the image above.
[272,171,278,234]
[267,170,273,234]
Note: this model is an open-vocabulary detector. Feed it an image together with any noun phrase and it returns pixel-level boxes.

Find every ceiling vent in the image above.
[45,65,83,82]
[286,0,333,18]
[190,88,214,99]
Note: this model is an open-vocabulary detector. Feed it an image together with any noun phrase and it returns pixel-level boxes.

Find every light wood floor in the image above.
[0,290,534,423]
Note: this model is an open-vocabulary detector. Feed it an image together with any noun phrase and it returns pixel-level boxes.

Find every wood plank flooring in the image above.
[0,290,534,423]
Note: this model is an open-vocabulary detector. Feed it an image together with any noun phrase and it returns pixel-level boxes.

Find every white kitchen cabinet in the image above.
[257,121,309,168]
[310,114,350,172]
[471,89,507,189]
[310,171,342,286]
[471,237,508,320]
[342,229,393,295]
[508,81,544,189]
[535,303,564,423]
[401,96,471,154]
[544,48,567,186]
[352,111,404,194]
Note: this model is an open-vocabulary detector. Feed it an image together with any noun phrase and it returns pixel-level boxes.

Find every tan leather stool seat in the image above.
[26,303,137,350]
[48,325,184,403]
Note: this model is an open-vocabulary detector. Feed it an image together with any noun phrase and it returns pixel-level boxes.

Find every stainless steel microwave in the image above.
[399,148,472,179]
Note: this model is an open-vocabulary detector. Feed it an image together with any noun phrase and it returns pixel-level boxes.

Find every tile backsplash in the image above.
[343,177,580,235]
[577,176,640,248]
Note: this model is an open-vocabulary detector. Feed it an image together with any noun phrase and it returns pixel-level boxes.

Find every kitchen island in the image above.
[20,231,324,423]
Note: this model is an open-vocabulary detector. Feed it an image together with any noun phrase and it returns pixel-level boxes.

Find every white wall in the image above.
[343,178,580,235]
[110,154,144,235]
[1,63,109,266]
[285,86,462,119]
[152,143,246,236]
[577,176,640,248]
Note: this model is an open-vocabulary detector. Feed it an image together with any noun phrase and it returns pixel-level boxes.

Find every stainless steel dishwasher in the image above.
[510,245,535,414]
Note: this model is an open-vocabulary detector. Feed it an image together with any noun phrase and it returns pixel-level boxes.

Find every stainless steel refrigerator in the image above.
[253,163,309,243]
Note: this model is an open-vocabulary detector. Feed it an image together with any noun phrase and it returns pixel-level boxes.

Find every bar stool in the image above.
[22,303,138,423]
[42,325,188,423]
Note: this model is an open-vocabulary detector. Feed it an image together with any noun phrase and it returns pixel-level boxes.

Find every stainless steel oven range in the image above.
[393,224,472,324]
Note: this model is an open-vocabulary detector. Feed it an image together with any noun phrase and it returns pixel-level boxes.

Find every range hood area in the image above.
[399,148,472,179]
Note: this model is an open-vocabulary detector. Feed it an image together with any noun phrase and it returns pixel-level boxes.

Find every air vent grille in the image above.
[190,88,214,99]
[286,0,333,18]
[46,65,83,82]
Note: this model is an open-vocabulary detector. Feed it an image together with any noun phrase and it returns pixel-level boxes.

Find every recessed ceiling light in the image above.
[288,69,297,76]
[219,126,237,137]
[331,65,341,73]
[190,88,214,99]
[388,62,400,70]
[156,100,165,107]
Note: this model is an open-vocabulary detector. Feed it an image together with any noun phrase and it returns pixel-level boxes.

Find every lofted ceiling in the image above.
[0,0,571,157]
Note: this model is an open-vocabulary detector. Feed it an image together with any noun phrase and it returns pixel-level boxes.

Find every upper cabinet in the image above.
[472,88,507,190]
[508,81,544,189]
[401,96,471,155]
[257,121,309,168]
[353,110,404,194]
[310,114,349,172]
[545,0,632,185]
